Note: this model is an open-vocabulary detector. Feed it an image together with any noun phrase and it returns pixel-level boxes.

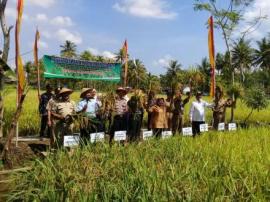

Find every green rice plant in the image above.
[7,127,270,201]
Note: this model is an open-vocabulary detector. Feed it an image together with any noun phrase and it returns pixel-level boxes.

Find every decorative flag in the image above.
[34,29,41,98]
[122,40,128,87]
[208,16,215,98]
[15,0,25,100]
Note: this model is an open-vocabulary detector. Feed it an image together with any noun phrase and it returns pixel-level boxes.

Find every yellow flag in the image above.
[15,0,25,100]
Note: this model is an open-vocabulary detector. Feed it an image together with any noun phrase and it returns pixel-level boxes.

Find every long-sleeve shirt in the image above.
[189,100,213,122]
[76,98,101,118]
[39,92,53,115]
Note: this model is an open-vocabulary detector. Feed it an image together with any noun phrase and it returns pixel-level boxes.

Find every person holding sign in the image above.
[212,86,235,130]
[49,88,76,147]
[109,87,128,143]
[76,88,102,143]
[149,98,168,138]
[172,90,191,135]
[189,91,213,136]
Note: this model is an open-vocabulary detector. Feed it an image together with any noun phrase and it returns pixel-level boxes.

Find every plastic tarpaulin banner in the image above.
[43,55,121,82]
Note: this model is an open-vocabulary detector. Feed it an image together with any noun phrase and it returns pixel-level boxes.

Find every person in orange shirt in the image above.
[149,98,168,137]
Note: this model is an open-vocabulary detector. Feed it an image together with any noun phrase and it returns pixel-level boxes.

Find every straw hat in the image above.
[59,87,73,95]
[80,88,93,98]
[116,87,127,94]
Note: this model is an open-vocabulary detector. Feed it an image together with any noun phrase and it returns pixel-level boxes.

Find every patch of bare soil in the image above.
[0,139,50,201]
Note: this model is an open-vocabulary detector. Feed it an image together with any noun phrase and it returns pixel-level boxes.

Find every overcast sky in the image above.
[2,0,270,75]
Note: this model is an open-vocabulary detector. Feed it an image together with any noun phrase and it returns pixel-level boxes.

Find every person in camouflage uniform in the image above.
[48,88,76,148]
[212,86,235,130]
[171,90,191,135]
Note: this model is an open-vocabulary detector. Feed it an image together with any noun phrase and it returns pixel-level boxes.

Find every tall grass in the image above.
[8,127,270,201]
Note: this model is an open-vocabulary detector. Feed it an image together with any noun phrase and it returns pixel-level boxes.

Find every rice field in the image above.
[2,87,270,201]
[7,127,270,201]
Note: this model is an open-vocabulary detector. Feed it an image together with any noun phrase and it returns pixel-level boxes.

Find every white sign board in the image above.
[114,131,127,141]
[63,135,80,147]
[162,131,173,139]
[182,127,193,136]
[90,132,105,143]
[218,123,225,131]
[200,124,208,132]
[142,130,153,140]
[228,123,237,131]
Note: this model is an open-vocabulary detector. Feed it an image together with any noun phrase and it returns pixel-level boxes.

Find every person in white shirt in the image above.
[189,91,213,136]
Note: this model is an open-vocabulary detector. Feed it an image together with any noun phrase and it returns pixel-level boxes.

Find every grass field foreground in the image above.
[8,127,270,201]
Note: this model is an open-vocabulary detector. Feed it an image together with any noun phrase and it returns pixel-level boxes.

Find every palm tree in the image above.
[80,50,96,61]
[115,48,129,63]
[254,37,270,71]
[197,57,210,93]
[60,40,77,58]
[96,55,105,62]
[232,38,254,82]
[127,59,148,88]
[187,67,205,92]
[166,60,182,94]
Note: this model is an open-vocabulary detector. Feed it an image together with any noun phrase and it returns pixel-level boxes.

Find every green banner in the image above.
[43,55,121,82]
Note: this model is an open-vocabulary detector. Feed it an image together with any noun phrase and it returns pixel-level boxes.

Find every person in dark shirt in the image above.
[127,93,144,142]
[39,84,53,139]
[146,91,156,130]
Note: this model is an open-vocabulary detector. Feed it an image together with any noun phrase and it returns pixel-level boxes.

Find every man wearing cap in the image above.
[189,91,213,136]
[39,84,53,139]
[110,87,128,143]
[172,90,191,135]
[49,88,76,147]
[76,88,102,142]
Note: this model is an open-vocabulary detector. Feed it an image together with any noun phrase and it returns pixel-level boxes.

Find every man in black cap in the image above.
[39,84,53,139]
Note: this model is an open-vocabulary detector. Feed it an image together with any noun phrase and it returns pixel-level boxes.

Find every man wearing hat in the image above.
[39,84,53,140]
[76,88,102,142]
[49,87,75,147]
[189,91,213,136]
[109,87,128,143]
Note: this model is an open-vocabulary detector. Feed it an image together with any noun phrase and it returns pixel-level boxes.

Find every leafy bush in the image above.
[243,87,269,123]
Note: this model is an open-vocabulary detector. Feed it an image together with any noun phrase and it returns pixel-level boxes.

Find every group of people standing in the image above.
[39,84,234,147]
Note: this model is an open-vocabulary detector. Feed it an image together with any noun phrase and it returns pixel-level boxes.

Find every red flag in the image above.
[208,16,215,98]
[34,29,40,98]
[122,40,128,87]
[15,0,25,101]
